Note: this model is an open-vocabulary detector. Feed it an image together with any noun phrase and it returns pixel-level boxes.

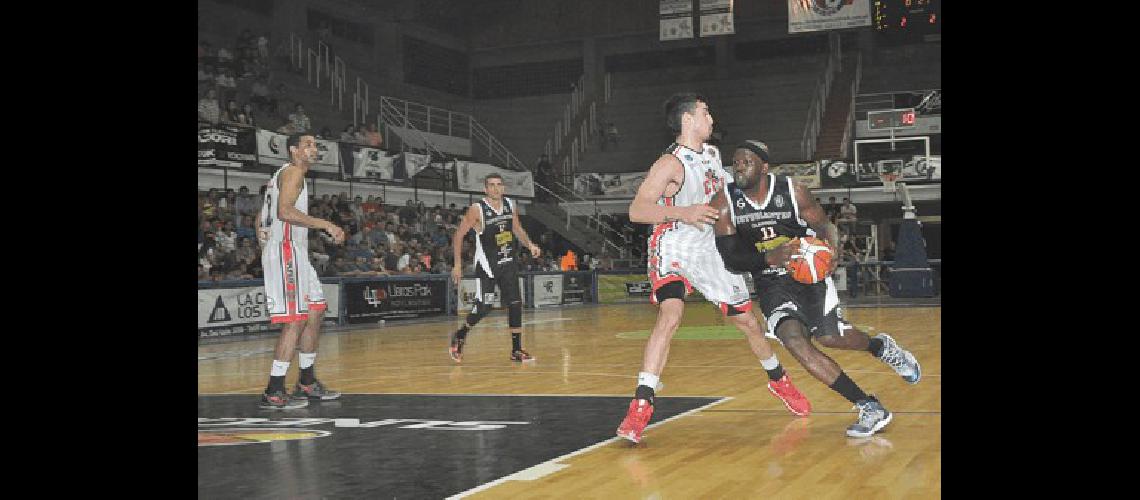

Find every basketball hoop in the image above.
[880,172,899,193]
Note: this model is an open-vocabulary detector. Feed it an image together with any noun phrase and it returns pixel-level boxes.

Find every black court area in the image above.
[198,394,722,499]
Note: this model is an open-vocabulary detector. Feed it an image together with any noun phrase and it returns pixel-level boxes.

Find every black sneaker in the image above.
[292,379,341,401]
[510,349,535,362]
[259,389,309,410]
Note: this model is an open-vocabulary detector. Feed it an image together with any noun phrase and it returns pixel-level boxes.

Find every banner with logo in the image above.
[573,172,646,198]
[254,130,339,174]
[457,277,527,311]
[770,162,820,189]
[256,129,289,166]
[560,272,594,304]
[788,0,871,34]
[660,0,694,40]
[198,284,340,337]
[199,124,257,169]
[344,278,447,323]
[454,161,535,198]
[531,274,563,307]
[397,152,432,180]
[342,145,398,180]
[699,0,734,37]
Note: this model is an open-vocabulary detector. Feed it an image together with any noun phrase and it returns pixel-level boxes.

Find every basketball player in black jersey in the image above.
[711,140,922,438]
[449,173,542,362]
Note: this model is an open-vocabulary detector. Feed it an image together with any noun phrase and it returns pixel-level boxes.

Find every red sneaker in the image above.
[767,374,812,416]
[616,398,655,443]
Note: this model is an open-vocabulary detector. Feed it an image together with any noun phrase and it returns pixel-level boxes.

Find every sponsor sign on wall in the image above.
[198,284,340,337]
[531,274,563,307]
[199,124,257,169]
[574,172,646,198]
[457,277,527,310]
[660,0,695,40]
[344,279,447,323]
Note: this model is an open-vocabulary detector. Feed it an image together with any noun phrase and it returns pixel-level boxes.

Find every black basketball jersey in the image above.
[472,197,517,276]
[725,174,815,277]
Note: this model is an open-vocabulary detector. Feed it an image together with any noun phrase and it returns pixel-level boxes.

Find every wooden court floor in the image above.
[198,302,941,499]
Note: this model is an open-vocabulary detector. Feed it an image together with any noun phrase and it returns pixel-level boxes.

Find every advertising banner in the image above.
[199,124,257,169]
[788,0,871,34]
[344,279,447,323]
[198,284,339,338]
[573,172,646,198]
[660,0,695,40]
[454,161,534,198]
[457,277,527,311]
[531,274,563,307]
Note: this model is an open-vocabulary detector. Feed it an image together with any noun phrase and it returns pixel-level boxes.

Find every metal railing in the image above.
[288,32,370,128]
[838,52,863,160]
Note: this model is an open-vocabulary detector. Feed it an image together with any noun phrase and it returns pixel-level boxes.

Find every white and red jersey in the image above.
[262,163,310,250]
[260,163,324,323]
[646,142,750,311]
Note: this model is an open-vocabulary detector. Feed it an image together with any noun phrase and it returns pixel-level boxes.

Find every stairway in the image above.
[813,56,860,160]
[525,202,613,256]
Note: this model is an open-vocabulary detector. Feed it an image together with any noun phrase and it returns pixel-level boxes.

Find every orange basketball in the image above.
[785,236,835,284]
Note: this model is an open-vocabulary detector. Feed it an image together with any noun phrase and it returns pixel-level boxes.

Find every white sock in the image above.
[270,360,290,377]
[298,352,317,369]
[637,372,660,390]
[759,355,780,371]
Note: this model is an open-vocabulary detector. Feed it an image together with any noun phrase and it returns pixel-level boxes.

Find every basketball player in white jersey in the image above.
[449,174,542,362]
[256,134,346,409]
[616,94,810,444]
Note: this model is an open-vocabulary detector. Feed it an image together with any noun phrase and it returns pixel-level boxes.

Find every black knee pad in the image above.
[653,280,686,304]
[508,301,522,328]
[467,301,490,326]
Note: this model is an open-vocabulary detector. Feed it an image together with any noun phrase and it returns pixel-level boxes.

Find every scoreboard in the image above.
[874,0,941,40]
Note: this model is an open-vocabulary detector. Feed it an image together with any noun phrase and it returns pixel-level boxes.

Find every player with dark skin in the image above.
[710,143,920,437]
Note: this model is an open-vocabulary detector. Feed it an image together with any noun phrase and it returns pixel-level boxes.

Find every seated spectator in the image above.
[198,264,209,281]
[236,218,256,243]
[239,103,257,127]
[215,68,237,99]
[276,120,300,134]
[289,104,312,133]
[364,123,383,148]
[216,46,233,63]
[198,89,221,124]
[221,99,242,124]
[257,34,270,62]
[353,126,368,145]
[249,76,273,112]
[318,126,333,140]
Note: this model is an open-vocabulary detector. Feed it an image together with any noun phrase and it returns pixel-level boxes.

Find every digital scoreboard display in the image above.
[867,108,917,130]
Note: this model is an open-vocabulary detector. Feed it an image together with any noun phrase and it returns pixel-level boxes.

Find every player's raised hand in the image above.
[528,243,542,258]
[679,204,719,227]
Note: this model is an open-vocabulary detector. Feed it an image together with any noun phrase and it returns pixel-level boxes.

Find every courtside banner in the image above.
[454,161,535,198]
[597,273,647,303]
[198,284,340,337]
[458,277,527,310]
[531,274,563,307]
[344,278,447,323]
[788,0,871,34]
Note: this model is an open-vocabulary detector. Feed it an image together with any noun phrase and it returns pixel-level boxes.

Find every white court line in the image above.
[444,396,734,499]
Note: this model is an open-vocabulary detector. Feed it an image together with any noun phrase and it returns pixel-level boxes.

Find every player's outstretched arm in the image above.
[629,155,718,227]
